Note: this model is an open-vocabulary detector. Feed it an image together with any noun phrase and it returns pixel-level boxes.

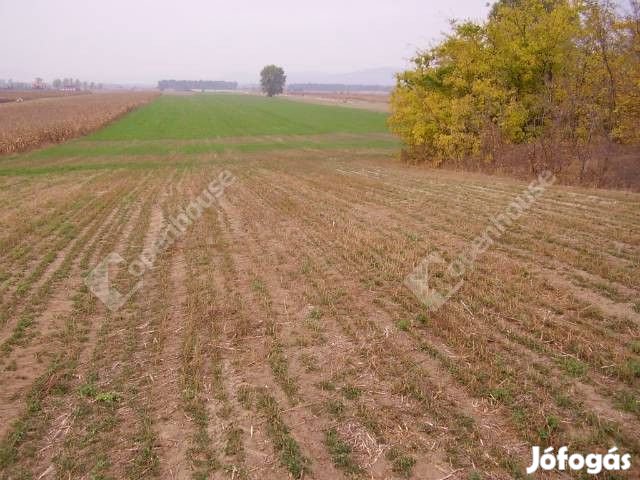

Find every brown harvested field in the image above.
[0,90,88,104]
[284,91,390,112]
[0,94,639,480]
[0,91,158,155]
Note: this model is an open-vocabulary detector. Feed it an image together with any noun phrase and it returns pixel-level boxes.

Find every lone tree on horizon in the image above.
[260,65,286,97]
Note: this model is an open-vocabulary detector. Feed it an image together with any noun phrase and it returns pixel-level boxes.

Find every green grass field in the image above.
[91,93,390,140]
[6,94,397,173]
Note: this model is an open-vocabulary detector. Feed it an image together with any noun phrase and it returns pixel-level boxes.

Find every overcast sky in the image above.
[1,0,489,85]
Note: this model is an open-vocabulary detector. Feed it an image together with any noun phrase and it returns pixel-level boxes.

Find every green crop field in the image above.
[92,93,390,140]
[4,94,398,174]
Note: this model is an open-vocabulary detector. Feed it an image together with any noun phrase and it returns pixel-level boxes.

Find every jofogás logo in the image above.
[527,446,631,475]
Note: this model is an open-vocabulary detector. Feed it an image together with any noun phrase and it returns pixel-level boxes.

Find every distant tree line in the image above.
[0,79,31,89]
[389,0,640,188]
[0,78,101,90]
[287,83,392,93]
[51,78,101,90]
[158,80,237,91]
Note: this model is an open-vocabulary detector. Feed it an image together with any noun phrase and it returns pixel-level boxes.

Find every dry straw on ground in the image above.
[0,92,158,154]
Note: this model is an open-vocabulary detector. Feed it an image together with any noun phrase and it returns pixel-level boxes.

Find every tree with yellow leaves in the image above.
[389,0,640,183]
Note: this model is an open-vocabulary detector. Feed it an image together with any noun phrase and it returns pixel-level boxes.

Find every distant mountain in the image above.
[286,67,401,86]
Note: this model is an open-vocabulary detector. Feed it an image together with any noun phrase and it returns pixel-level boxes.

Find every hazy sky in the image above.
[1,0,489,85]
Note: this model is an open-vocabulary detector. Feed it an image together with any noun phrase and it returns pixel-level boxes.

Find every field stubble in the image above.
[0,94,639,479]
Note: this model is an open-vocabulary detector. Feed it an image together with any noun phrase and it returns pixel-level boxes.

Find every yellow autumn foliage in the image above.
[389,0,640,174]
